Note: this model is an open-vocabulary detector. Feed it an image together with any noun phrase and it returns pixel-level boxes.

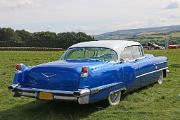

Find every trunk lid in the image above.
[22,60,105,91]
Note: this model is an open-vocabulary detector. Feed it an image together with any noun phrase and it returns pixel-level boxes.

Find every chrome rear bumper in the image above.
[8,84,90,104]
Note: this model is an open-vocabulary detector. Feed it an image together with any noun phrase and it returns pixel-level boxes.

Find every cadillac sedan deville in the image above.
[8,40,168,105]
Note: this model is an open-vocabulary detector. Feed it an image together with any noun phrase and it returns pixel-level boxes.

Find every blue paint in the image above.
[10,54,168,103]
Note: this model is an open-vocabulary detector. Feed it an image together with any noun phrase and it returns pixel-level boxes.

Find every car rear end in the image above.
[8,64,91,104]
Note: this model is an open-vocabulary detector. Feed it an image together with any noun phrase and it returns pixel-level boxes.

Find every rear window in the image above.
[61,47,118,62]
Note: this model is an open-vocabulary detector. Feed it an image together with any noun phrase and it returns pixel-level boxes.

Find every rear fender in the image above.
[13,64,30,84]
[13,72,23,84]
[89,82,126,103]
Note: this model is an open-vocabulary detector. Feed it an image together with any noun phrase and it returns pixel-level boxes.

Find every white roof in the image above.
[69,40,141,55]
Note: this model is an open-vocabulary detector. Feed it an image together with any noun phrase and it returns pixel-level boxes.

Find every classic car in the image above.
[8,40,168,105]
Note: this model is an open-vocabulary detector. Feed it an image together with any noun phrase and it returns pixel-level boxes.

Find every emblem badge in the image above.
[41,73,56,80]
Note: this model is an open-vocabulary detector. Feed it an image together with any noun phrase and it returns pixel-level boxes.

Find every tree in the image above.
[15,30,32,46]
[31,32,57,47]
[0,27,95,48]
[0,28,20,47]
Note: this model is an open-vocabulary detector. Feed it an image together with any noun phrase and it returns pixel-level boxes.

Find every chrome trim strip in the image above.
[11,82,123,96]
[128,56,146,62]
[21,92,77,100]
[54,95,77,100]
[18,88,74,95]
[90,82,123,94]
[22,92,36,97]
[15,70,22,73]
[136,67,168,78]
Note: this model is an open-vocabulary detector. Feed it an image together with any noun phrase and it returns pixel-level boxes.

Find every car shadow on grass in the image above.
[0,100,108,120]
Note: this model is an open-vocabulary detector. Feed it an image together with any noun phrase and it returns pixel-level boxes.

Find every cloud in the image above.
[164,1,179,9]
[0,0,34,11]
[93,17,180,34]
[1,0,180,34]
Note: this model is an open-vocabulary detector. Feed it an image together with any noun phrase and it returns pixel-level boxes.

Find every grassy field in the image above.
[0,49,180,120]
[138,32,180,45]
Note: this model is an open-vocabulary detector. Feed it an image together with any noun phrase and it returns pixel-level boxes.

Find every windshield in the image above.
[61,47,118,62]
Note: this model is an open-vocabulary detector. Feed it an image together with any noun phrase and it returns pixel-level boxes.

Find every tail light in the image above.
[81,66,88,77]
[16,64,22,71]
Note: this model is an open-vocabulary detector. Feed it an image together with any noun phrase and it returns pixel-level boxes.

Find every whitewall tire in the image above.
[108,90,121,106]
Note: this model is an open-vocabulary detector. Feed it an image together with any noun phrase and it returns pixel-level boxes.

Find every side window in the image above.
[120,46,133,61]
[132,46,142,59]
[121,45,144,61]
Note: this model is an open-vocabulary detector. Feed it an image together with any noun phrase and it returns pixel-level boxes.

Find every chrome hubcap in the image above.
[108,91,121,105]
[110,92,119,102]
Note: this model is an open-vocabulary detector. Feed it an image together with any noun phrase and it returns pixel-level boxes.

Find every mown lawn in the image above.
[0,49,179,120]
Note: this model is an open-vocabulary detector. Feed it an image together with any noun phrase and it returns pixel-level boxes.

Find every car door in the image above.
[120,46,141,91]
[132,46,156,87]
[138,59,157,87]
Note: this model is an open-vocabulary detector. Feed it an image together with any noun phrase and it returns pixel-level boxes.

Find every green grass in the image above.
[0,50,180,120]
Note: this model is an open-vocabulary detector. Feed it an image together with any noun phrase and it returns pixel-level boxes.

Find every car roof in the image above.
[69,40,141,55]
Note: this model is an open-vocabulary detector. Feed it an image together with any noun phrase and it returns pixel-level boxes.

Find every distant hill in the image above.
[95,25,180,40]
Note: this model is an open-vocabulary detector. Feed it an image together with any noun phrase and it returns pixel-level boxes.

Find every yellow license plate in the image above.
[39,92,53,100]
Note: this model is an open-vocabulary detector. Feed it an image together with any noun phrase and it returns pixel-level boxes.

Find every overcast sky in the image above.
[0,0,180,34]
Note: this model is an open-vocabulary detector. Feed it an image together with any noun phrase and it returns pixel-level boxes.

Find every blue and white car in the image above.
[8,40,168,105]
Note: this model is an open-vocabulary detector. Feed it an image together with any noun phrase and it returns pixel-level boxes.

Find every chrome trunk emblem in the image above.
[41,73,56,80]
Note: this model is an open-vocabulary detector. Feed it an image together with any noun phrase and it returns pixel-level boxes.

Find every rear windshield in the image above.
[61,47,118,62]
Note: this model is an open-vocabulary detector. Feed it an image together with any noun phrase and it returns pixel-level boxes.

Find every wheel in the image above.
[108,90,121,106]
[157,71,164,84]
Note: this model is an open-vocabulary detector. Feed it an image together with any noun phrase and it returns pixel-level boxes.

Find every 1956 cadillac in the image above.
[8,40,168,105]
